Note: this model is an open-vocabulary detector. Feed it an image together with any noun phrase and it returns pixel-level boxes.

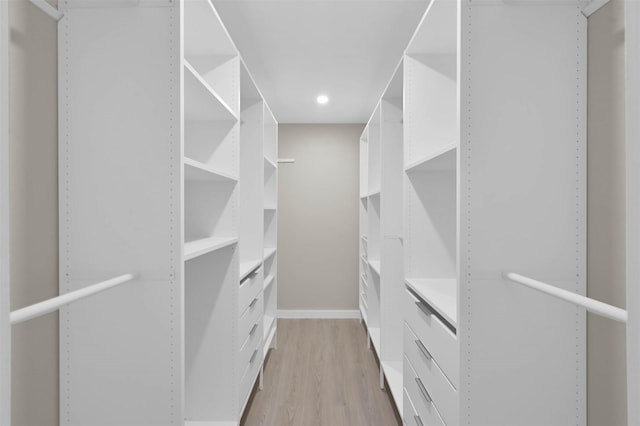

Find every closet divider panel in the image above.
[359,129,369,323]
[58,2,182,425]
[459,2,586,424]
[263,105,278,356]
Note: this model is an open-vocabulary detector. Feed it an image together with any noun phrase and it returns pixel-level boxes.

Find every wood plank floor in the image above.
[241,319,402,426]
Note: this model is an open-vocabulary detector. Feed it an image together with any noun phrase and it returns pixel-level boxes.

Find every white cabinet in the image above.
[360,1,587,424]
[58,1,277,424]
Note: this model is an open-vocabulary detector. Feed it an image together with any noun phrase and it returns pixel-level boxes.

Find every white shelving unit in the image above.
[361,1,588,424]
[57,1,277,424]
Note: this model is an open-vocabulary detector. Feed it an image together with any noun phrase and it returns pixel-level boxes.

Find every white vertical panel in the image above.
[459,2,586,424]
[626,1,640,423]
[0,2,10,424]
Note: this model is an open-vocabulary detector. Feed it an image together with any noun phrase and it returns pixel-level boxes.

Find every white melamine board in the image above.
[58,5,182,424]
[626,2,640,422]
[184,62,238,122]
[184,120,238,177]
[264,247,276,261]
[0,2,9,423]
[459,3,586,424]
[263,105,278,166]
[404,54,457,166]
[264,162,277,211]
[406,0,456,55]
[367,106,381,194]
[185,56,239,118]
[404,171,456,280]
[264,209,277,249]
[184,157,238,183]
[239,259,262,282]
[239,97,264,265]
[381,361,403,414]
[264,274,275,290]
[405,279,457,327]
[185,249,238,423]
[368,195,381,262]
[367,267,381,330]
[184,181,237,241]
[369,327,381,354]
[360,134,369,197]
[184,237,238,262]
[263,318,277,357]
[405,143,456,173]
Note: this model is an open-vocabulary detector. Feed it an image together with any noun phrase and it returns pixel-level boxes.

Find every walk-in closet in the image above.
[1,0,638,425]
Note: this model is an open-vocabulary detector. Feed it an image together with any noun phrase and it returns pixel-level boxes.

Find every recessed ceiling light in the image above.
[317,95,329,105]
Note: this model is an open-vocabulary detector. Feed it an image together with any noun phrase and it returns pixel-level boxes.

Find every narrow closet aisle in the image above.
[240,320,400,426]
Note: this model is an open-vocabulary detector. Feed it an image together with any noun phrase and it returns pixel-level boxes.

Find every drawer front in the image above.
[239,341,263,407]
[404,388,420,426]
[238,292,263,350]
[405,289,459,387]
[238,317,263,370]
[239,269,262,313]
[404,322,458,425]
[404,356,445,426]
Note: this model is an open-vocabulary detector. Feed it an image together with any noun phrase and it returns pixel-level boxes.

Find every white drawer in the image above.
[238,292,263,350]
[405,289,458,387]
[239,341,262,407]
[404,387,421,426]
[404,322,458,425]
[239,268,262,314]
[238,316,263,370]
[404,356,445,426]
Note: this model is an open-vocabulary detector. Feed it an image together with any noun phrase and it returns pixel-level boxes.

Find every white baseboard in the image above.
[277,309,361,319]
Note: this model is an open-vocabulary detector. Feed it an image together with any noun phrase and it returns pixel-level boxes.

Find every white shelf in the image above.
[405,278,457,328]
[381,361,404,415]
[369,327,381,355]
[264,274,275,290]
[264,156,277,169]
[239,258,262,282]
[184,237,238,261]
[264,247,277,261]
[405,143,456,173]
[369,189,381,198]
[263,316,276,357]
[184,157,238,183]
[369,260,381,276]
[184,60,238,122]
[264,206,277,211]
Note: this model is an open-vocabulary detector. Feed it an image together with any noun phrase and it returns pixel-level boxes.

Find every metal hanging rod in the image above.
[504,272,627,323]
[10,273,136,325]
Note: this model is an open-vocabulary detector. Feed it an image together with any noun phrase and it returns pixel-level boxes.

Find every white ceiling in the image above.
[213,0,429,124]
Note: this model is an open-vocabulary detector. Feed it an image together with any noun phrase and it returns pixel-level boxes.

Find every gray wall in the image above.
[587,1,628,424]
[9,0,59,425]
[277,124,362,312]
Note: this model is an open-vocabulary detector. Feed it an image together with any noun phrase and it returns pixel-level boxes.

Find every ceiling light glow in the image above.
[317,95,329,105]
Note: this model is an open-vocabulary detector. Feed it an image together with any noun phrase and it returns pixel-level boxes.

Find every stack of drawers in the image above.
[238,267,264,409]
[403,288,458,426]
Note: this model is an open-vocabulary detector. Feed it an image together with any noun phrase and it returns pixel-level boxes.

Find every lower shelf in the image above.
[382,360,404,416]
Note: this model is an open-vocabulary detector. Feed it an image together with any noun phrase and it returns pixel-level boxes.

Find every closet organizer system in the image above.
[5,1,278,425]
[359,1,594,424]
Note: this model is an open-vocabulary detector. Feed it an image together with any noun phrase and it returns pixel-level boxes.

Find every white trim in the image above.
[0,1,10,423]
[626,1,640,423]
[277,309,361,319]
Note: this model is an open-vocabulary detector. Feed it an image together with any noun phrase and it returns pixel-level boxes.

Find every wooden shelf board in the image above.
[264,247,277,261]
[184,157,238,183]
[405,143,456,173]
[381,360,404,415]
[184,61,238,122]
[264,274,275,290]
[184,237,238,261]
[405,278,457,328]
[239,258,262,281]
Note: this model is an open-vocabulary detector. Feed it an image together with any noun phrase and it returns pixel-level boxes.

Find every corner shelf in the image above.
[405,278,457,329]
[184,237,238,261]
[184,157,238,183]
[405,143,456,173]
[184,60,238,122]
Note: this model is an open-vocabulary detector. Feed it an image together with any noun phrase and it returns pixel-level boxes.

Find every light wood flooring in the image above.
[241,319,402,426]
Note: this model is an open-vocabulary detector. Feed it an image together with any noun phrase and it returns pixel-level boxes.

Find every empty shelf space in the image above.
[381,361,403,414]
[264,274,275,290]
[184,237,238,261]
[184,157,238,183]
[184,60,238,122]
[264,156,278,169]
[405,278,457,327]
[405,143,456,173]
[239,258,262,281]
[264,247,277,261]
[369,260,381,276]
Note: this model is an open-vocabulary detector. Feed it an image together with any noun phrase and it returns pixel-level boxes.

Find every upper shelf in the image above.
[184,236,238,262]
[405,278,457,328]
[184,61,238,122]
[405,143,456,173]
[184,157,238,183]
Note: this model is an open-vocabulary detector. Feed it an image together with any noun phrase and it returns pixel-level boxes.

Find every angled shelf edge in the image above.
[405,278,457,328]
[184,237,238,261]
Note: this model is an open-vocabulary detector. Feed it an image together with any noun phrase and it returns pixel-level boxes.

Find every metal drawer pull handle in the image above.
[252,267,262,276]
[249,349,258,364]
[249,298,258,308]
[414,415,424,426]
[249,323,258,336]
[415,339,432,360]
[415,301,432,317]
[415,377,432,403]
